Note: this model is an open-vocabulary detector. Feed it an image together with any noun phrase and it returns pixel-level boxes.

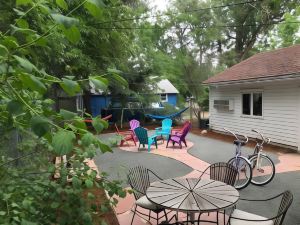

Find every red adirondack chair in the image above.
[115,124,136,146]
[171,121,190,135]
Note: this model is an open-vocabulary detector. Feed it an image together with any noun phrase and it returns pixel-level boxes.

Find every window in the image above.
[242,92,263,117]
[160,94,167,102]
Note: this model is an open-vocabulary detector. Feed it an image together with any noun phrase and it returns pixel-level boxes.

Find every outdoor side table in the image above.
[146,178,239,224]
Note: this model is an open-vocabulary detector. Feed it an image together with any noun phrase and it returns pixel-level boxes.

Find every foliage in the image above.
[0,0,139,224]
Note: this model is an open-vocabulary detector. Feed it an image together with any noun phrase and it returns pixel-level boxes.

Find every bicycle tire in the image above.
[249,154,275,186]
[228,156,252,190]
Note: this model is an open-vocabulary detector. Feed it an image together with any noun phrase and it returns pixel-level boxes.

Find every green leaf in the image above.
[30,116,50,137]
[21,219,38,225]
[14,55,37,72]
[51,14,78,29]
[99,142,112,153]
[16,0,31,6]
[87,0,105,8]
[60,78,81,96]
[0,44,9,57]
[89,76,108,91]
[10,25,36,35]
[52,130,75,155]
[108,69,128,87]
[85,179,93,188]
[1,36,19,49]
[92,117,104,133]
[81,133,95,146]
[7,100,23,115]
[118,190,126,198]
[19,73,47,94]
[62,25,81,44]
[84,2,103,18]
[16,19,29,29]
[60,109,77,120]
[50,202,59,209]
[56,0,68,10]
[73,119,87,134]
[0,211,6,216]
[72,176,82,188]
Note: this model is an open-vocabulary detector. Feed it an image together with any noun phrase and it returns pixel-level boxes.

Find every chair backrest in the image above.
[162,118,172,128]
[127,166,151,200]
[129,119,140,130]
[274,191,293,225]
[134,127,148,144]
[207,162,238,186]
[179,122,191,139]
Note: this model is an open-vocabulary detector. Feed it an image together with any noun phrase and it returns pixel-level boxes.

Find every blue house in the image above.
[89,79,179,117]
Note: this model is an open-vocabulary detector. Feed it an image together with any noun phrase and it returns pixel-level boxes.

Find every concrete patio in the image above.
[94,132,300,225]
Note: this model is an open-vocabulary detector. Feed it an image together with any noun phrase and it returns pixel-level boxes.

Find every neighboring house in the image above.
[90,79,179,117]
[203,45,300,150]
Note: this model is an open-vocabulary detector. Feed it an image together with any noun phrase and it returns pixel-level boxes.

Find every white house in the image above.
[203,45,300,151]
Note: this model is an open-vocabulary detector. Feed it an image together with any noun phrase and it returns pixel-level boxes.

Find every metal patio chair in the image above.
[128,166,168,225]
[227,190,293,225]
[198,162,238,224]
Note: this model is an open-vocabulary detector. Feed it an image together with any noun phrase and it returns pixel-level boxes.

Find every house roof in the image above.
[203,45,300,84]
[155,79,179,94]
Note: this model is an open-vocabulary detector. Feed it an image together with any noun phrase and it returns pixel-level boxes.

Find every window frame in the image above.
[160,93,168,102]
[241,90,263,118]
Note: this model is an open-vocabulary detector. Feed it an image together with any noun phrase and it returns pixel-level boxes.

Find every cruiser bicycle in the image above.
[224,128,275,189]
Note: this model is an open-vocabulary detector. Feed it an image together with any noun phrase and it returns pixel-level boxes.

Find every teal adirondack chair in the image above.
[155,118,172,141]
[134,127,157,152]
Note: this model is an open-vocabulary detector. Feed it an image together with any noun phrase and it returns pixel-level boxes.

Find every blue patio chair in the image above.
[134,127,158,152]
[155,118,172,141]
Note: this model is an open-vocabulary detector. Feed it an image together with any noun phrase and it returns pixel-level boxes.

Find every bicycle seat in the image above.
[234,140,246,146]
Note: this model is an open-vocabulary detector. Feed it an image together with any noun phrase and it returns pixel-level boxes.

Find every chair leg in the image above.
[179,142,182,149]
[131,205,137,225]
[183,139,187,147]
[164,209,168,221]
[120,140,124,146]
[148,210,151,220]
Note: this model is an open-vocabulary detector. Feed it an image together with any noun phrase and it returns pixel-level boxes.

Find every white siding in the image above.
[209,80,300,150]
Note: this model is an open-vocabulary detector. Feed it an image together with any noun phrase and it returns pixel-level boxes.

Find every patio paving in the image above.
[94,132,300,225]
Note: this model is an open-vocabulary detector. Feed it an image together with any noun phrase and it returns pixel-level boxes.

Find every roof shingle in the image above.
[203,45,300,84]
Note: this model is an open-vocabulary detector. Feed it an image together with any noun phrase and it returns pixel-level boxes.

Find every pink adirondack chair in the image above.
[129,119,140,142]
[167,121,191,149]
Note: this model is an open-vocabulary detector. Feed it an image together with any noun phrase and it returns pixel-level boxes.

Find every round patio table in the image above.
[146,178,239,223]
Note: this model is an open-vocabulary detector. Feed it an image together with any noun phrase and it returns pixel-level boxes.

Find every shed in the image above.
[203,45,300,150]
[89,79,179,117]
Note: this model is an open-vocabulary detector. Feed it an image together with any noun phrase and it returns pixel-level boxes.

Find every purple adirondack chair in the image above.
[129,119,140,142]
[166,121,191,149]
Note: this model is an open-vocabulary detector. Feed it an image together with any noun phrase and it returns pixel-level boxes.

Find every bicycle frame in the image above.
[235,142,251,168]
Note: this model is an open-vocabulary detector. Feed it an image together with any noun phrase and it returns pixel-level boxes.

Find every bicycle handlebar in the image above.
[223,128,248,144]
[252,129,270,145]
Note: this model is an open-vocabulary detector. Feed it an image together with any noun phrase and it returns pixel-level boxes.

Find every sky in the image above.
[149,0,170,12]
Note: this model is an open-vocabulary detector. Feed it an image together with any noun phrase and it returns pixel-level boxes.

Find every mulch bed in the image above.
[84,187,120,225]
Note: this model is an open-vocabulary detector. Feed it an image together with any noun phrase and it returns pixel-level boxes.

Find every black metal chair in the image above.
[198,162,239,224]
[200,162,239,186]
[227,190,293,225]
[127,165,168,225]
[159,214,184,225]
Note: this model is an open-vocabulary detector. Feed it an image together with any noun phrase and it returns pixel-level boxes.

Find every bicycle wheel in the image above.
[228,156,252,189]
[249,154,275,186]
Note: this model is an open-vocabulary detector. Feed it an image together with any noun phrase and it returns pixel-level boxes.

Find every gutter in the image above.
[203,72,300,86]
